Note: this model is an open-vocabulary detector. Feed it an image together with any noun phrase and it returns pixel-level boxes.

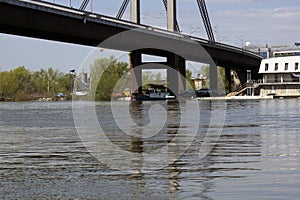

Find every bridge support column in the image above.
[236,70,246,86]
[130,0,140,23]
[130,51,142,98]
[178,56,186,92]
[167,53,186,97]
[225,67,232,92]
[210,60,218,90]
[167,0,176,31]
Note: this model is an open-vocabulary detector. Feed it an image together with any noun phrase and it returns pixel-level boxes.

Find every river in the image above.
[0,99,299,199]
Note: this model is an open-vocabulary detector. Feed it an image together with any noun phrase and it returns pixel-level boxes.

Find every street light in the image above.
[69,69,76,77]
[235,35,244,48]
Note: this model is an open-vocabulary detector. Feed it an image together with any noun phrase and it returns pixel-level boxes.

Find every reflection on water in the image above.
[0,100,299,199]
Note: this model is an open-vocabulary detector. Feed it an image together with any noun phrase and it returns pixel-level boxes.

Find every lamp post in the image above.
[236,35,245,49]
[69,69,76,96]
[213,25,228,43]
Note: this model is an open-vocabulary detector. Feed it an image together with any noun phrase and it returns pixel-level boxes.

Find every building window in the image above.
[295,62,299,71]
[275,63,278,71]
[265,63,269,71]
[264,75,268,83]
[285,63,289,71]
[275,74,279,82]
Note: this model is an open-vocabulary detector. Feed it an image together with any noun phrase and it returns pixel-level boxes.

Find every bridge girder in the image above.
[0,0,262,72]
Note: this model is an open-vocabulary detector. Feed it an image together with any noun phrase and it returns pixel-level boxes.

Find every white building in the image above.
[258,56,300,97]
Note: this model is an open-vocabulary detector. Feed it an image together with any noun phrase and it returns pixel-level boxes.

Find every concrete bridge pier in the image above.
[129,50,143,98]
[210,59,219,90]
[167,54,186,97]
[129,49,186,99]
[235,70,247,85]
[130,0,140,23]
[225,67,232,93]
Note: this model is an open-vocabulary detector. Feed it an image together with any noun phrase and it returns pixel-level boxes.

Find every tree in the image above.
[57,73,74,95]
[31,69,48,95]
[90,56,129,101]
[199,65,228,90]
[0,66,75,101]
[30,67,72,97]
[0,71,11,98]
[185,69,194,89]
[0,66,32,100]
[45,67,60,95]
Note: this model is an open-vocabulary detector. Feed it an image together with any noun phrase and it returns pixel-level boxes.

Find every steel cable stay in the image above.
[197,0,213,40]
[116,0,180,32]
[201,0,215,41]
[197,0,210,39]
[116,0,130,19]
[196,0,215,42]
[85,0,213,40]
[79,0,90,11]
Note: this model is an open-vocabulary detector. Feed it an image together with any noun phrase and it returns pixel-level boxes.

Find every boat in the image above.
[136,88,175,100]
[195,88,226,97]
[75,91,88,96]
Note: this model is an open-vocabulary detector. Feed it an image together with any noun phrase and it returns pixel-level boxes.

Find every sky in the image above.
[1,0,299,72]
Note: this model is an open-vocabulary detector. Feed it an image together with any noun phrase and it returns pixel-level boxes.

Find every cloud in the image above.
[216,7,300,19]
[212,6,300,45]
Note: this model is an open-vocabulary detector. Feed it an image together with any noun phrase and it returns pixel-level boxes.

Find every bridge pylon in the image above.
[129,0,178,32]
[130,0,140,23]
[166,0,177,32]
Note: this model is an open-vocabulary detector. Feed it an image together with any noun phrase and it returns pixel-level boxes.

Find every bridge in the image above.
[0,0,262,96]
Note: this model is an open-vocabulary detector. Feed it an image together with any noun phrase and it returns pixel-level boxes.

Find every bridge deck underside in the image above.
[0,2,126,46]
[0,1,261,72]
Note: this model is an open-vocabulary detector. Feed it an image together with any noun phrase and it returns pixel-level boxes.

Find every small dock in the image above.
[195,96,273,100]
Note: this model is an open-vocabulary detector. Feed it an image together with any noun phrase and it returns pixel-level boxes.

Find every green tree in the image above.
[90,56,129,101]
[142,71,155,90]
[45,67,60,95]
[31,69,48,95]
[200,65,228,90]
[57,73,74,95]
[185,69,194,89]
[0,71,12,98]
[2,66,32,100]
[0,66,75,101]
[30,67,69,97]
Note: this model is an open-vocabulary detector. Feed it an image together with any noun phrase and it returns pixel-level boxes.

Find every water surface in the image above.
[0,100,299,199]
